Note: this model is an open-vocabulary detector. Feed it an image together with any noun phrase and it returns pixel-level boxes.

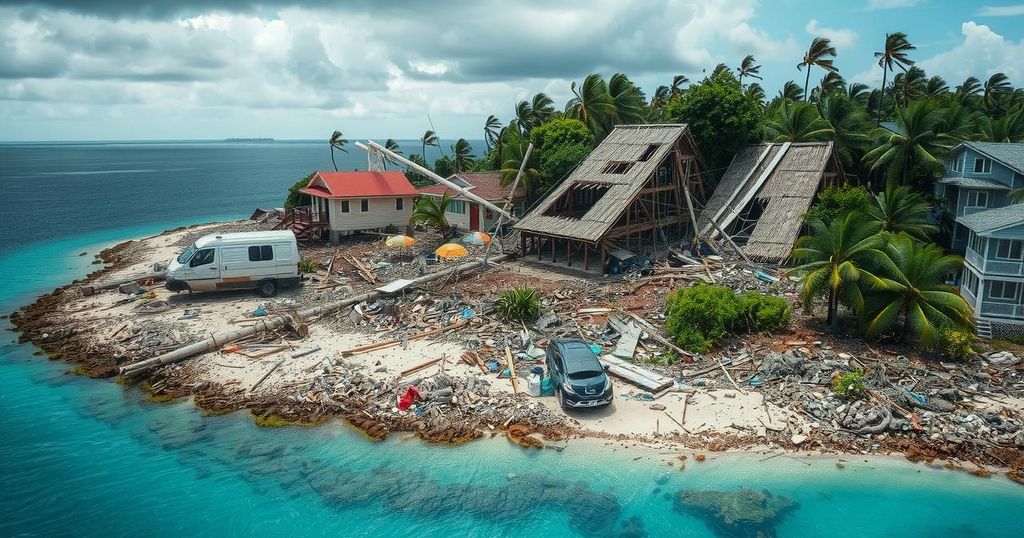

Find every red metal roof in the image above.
[417,172,525,201]
[300,171,419,198]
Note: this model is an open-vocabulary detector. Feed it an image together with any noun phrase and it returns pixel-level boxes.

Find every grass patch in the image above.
[664,284,791,353]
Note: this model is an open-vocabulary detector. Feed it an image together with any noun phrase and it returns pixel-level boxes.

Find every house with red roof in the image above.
[417,172,526,232]
[299,171,419,241]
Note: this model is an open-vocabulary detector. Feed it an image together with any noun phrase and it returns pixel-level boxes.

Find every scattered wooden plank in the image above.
[340,320,466,357]
[250,358,286,392]
[505,346,519,394]
[600,355,673,393]
[400,355,444,377]
[719,360,747,395]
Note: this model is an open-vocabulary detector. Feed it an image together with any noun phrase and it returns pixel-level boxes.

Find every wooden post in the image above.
[551,237,556,262]
[566,239,571,266]
[584,245,589,271]
[520,232,526,255]
[600,245,607,274]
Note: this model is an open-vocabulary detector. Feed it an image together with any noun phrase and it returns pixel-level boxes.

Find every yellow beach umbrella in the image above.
[461,231,492,246]
[385,235,416,247]
[435,243,468,259]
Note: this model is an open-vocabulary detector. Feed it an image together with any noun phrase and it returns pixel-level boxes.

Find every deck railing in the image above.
[964,246,1024,276]
[980,302,1024,319]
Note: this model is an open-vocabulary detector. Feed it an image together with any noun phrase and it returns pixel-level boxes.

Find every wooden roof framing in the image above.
[513,124,705,244]
[698,142,841,263]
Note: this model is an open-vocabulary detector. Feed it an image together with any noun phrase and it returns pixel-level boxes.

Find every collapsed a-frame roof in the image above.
[513,124,702,243]
[698,142,840,262]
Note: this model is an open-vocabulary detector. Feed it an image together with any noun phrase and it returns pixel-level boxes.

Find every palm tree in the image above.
[983,72,1012,116]
[789,213,886,334]
[711,63,731,77]
[484,115,501,148]
[874,32,916,124]
[779,80,805,102]
[954,76,982,105]
[763,101,833,142]
[933,103,978,142]
[925,75,949,97]
[818,93,871,170]
[651,85,672,109]
[847,83,870,106]
[411,192,453,237]
[798,37,838,102]
[514,100,534,132]
[498,128,543,196]
[866,187,938,240]
[565,73,616,139]
[381,139,402,170]
[978,108,1024,143]
[746,83,766,104]
[451,138,475,172]
[862,234,973,346]
[891,66,926,108]
[863,100,954,191]
[607,73,645,129]
[818,71,846,96]
[670,74,689,97]
[531,93,555,125]
[329,130,348,171]
[421,130,439,160]
[737,54,762,85]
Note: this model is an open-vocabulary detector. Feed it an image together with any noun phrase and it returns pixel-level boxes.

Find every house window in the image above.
[360,199,369,212]
[965,191,988,208]
[248,245,274,262]
[950,157,960,172]
[969,232,985,253]
[341,200,350,213]
[601,161,635,174]
[448,200,466,214]
[396,198,404,211]
[995,239,1023,260]
[638,144,660,162]
[963,270,979,296]
[974,158,991,174]
[989,281,1020,300]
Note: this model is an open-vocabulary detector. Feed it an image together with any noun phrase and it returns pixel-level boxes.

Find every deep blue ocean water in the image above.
[1,141,1023,537]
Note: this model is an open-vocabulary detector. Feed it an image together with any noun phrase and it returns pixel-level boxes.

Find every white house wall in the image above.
[324,196,413,232]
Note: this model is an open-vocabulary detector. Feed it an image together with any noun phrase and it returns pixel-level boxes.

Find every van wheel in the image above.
[557,390,566,409]
[257,280,278,297]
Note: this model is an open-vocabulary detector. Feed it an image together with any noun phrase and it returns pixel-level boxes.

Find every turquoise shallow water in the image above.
[2,223,1023,537]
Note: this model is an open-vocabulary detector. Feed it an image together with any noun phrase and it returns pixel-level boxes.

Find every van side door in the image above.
[219,246,252,288]
[273,241,298,277]
[187,247,219,291]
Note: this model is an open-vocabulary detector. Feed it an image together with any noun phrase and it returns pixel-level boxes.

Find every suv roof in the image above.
[553,339,602,374]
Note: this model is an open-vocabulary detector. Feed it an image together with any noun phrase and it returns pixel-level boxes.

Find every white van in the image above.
[165,231,301,297]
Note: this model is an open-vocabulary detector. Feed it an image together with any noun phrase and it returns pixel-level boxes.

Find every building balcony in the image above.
[965,246,1024,277]
[979,301,1024,320]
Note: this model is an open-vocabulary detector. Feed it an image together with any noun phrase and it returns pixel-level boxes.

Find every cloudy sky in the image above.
[1,0,1022,141]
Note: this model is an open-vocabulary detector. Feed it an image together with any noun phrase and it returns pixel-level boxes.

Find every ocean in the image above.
[1,140,1022,537]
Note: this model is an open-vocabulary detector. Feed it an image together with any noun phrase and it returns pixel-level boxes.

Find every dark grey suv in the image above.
[546,339,613,409]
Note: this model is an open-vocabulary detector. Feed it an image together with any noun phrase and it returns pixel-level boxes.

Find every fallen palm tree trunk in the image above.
[119,255,507,377]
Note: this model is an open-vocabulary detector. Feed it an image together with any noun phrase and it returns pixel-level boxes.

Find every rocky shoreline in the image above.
[9,222,1024,484]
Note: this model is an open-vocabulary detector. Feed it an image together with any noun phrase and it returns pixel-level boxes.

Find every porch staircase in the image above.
[975,319,993,339]
[273,206,323,245]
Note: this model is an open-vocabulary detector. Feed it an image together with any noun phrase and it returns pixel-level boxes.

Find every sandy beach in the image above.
[11,219,1024,483]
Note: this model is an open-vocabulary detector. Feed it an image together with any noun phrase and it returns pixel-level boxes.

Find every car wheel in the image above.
[257,279,278,298]
[556,390,566,409]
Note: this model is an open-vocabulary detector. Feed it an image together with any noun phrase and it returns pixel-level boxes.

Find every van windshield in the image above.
[176,244,197,264]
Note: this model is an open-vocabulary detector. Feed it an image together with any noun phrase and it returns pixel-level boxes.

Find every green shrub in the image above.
[298,258,318,274]
[736,292,791,333]
[496,287,541,322]
[664,284,791,353]
[936,326,975,360]
[805,184,871,224]
[832,370,865,400]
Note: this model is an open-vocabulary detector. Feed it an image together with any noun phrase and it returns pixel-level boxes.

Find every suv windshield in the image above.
[561,343,603,380]
[176,244,197,264]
